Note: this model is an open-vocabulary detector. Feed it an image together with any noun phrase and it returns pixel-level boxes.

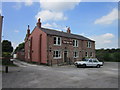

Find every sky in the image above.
[0,0,118,49]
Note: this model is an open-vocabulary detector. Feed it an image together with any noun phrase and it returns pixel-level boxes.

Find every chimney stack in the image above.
[27,25,30,37]
[36,18,41,28]
[67,27,71,33]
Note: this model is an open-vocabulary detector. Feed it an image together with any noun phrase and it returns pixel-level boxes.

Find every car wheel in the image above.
[77,65,80,68]
[96,64,100,68]
[83,64,86,68]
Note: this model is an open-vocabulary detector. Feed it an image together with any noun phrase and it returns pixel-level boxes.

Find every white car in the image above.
[74,58,103,68]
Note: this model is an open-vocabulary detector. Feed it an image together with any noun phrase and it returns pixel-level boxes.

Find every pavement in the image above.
[2,59,119,88]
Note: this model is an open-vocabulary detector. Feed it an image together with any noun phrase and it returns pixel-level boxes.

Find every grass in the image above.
[2,63,18,67]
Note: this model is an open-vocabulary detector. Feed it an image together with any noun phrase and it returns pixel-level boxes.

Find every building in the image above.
[16,49,25,60]
[24,18,95,65]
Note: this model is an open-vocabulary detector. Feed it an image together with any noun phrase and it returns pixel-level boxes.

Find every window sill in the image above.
[53,57,62,59]
[73,57,79,58]
[73,46,79,48]
[53,44,61,46]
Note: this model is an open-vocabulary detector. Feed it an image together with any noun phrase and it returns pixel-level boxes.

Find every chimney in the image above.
[67,27,71,33]
[36,18,41,28]
[27,25,30,37]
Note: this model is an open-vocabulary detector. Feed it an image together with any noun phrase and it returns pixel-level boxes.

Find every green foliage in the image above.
[2,40,13,53]
[14,42,25,53]
[96,48,120,62]
[2,52,11,58]
[2,40,14,65]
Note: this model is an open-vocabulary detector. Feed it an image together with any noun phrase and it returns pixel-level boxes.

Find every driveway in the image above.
[2,59,118,88]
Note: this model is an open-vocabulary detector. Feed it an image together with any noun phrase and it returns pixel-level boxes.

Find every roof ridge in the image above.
[40,27,94,42]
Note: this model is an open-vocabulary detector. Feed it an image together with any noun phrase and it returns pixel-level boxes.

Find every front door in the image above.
[64,51,68,62]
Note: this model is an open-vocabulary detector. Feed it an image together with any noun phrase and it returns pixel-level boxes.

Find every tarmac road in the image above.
[2,59,119,88]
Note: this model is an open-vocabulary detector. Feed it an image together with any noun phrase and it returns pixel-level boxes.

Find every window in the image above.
[87,41,91,48]
[28,50,30,59]
[89,59,92,62]
[73,40,78,47]
[53,50,61,59]
[93,59,98,62]
[73,51,79,58]
[90,52,93,57]
[54,37,61,45]
[28,40,31,47]
[85,52,88,57]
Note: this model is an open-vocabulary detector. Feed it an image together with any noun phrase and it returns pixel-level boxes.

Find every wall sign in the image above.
[62,40,73,45]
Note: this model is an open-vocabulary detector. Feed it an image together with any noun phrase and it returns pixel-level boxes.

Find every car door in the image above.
[87,59,93,66]
[92,59,98,66]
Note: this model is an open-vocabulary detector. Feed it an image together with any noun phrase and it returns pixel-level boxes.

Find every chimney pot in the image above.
[67,27,71,33]
[27,25,30,37]
[37,18,41,28]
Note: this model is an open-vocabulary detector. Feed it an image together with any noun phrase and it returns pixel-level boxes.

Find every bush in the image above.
[2,52,12,65]
[96,49,120,62]
[2,52,11,58]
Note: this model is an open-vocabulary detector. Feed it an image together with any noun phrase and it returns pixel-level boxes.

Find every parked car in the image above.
[74,58,103,68]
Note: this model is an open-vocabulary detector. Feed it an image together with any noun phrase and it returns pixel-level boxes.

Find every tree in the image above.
[96,48,120,62]
[2,40,13,53]
[14,42,24,53]
[2,40,13,65]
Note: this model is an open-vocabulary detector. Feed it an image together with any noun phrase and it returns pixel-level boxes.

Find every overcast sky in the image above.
[1,1,118,49]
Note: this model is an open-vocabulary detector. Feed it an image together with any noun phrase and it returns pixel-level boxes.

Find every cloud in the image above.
[13,0,33,9]
[89,33,117,49]
[40,1,80,12]
[13,2,22,10]
[35,1,81,22]
[35,10,67,22]
[14,30,19,33]
[12,42,19,49]
[42,22,67,31]
[94,8,118,25]
[24,0,33,6]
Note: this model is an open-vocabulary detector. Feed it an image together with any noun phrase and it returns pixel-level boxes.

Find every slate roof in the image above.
[40,27,94,42]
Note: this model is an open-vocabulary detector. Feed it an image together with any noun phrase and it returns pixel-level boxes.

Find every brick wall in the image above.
[47,35,95,65]
[17,51,25,61]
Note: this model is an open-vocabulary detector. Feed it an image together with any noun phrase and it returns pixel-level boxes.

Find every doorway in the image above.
[64,51,68,62]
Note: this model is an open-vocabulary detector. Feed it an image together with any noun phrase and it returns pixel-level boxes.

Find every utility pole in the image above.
[0,14,3,42]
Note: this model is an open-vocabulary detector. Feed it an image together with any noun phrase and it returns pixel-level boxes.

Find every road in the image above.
[2,59,119,88]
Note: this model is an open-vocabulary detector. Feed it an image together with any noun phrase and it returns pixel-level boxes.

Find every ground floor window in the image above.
[90,52,93,57]
[73,51,79,58]
[53,50,61,59]
[85,51,88,57]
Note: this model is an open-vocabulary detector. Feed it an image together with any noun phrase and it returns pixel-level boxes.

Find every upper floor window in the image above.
[53,50,61,59]
[73,40,78,47]
[73,51,79,58]
[54,37,61,45]
[87,41,91,48]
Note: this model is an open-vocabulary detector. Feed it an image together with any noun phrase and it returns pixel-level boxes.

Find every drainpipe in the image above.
[39,34,42,64]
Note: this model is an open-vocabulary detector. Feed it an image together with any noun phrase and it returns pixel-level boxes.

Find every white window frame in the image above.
[87,41,91,48]
[28,50,30,59]
[90,52,93,57]
[85,51,88,57]
[54,37,61,46]
[73,39,78,47]
[28,40,31,47]
[53,50,61,59]
[73,51,79,58]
